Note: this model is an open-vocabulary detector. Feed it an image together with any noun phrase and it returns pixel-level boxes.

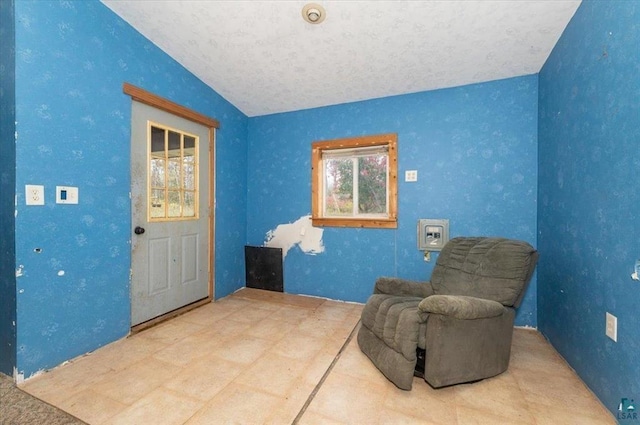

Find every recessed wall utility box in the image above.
[56,186,79,204]
[244,246,283,292]
[417,219,449,251]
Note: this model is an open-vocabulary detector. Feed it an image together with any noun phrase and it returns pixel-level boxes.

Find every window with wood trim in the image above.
[148,122,199,221]
[312,133,397,228]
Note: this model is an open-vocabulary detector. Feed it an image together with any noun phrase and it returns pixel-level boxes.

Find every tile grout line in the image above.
[291,319,361,425]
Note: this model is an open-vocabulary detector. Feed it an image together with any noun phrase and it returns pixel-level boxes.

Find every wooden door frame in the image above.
[124,83,218,332]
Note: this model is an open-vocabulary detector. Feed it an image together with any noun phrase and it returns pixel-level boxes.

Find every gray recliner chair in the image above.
[357,237,538,390]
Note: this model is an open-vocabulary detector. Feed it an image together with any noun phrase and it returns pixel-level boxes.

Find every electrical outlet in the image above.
[606,312,617,342]
[25,185,45,206]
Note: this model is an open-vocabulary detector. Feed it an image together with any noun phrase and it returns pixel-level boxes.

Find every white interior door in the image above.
[130,101,210,326]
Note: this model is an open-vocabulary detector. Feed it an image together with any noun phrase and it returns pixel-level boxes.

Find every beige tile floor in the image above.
[20,288,615,424]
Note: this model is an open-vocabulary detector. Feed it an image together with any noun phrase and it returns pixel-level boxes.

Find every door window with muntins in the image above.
[148,122,199,221]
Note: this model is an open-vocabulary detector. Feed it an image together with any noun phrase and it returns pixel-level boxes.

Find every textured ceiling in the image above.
[101,0,581,117]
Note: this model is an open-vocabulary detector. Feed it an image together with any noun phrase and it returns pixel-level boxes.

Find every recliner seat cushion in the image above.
[359,294,427,389]
[361,294,427,352]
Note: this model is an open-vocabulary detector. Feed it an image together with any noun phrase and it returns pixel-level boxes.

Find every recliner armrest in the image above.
[374,277,434,298]
[418,295,504,320]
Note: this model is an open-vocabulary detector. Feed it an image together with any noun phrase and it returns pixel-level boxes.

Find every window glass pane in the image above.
[324,158,353,216]
[168,130,181,155]
[184,191,196,217]
[167,190,181,217]
[358,155,387,214]
[183,156,195,190]
[150,158,165,188]
[184,136,196,152]
[150,189,165,218]
[167,159,181,189]
[150,126,165,153]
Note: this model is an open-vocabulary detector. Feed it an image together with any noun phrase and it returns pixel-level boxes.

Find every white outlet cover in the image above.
[25,185,45,206]
[606,312,617,342]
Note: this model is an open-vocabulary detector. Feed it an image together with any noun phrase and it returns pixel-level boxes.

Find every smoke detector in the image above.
[302,3,326,24]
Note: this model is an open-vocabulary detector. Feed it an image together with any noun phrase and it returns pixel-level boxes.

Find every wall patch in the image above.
[265,215,324,258]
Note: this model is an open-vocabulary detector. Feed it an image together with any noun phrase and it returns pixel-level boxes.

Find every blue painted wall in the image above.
[247,76,539,326]
[538,0,639,417]
[12,3,636,406]
[0,0,17,376]
[13,0,247,378]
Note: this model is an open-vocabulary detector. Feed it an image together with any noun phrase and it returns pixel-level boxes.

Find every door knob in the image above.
[134,226,145,235]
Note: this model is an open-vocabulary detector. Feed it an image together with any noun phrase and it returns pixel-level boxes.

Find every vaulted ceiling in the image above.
[101,0,581,117]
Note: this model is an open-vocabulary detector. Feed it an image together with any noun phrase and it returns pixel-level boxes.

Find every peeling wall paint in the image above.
[13,368,24,384]
[264,215,324,258]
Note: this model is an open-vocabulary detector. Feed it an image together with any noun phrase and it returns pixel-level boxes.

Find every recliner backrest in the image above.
[430,237,538,307]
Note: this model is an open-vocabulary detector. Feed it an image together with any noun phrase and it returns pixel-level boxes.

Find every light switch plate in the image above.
[405,170,418,182]
[56,186,79,204]
[25,185,45,205]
